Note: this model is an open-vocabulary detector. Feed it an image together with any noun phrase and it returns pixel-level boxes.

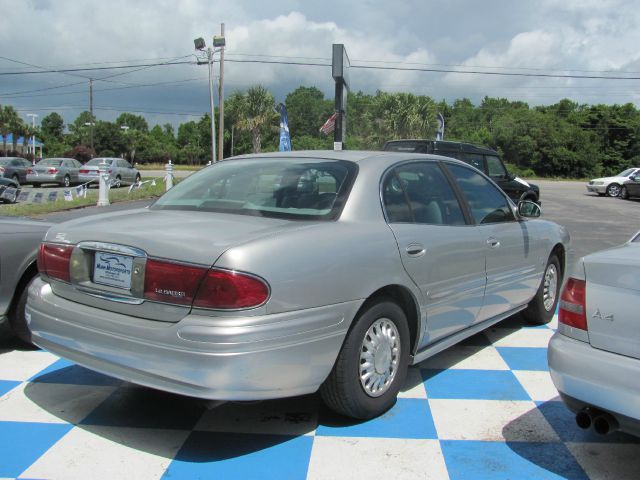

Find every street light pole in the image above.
[26,113,38,159]
[217,22,225,161]
[206,47,217,163]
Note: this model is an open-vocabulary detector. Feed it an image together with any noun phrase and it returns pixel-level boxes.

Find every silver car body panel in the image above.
[27,151,569,400]
[27,158,81,186]
[78,157,139,185]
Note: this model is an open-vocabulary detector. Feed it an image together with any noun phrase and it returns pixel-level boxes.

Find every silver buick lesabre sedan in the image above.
[27,151,569,419]
[549,231,640,437]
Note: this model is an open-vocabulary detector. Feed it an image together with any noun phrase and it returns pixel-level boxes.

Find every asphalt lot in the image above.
[1,177,639,479]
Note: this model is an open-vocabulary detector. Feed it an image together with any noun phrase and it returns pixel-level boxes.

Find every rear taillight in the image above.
[37,243,74,282]
[559,277,587,330]
[143,259,207,305]
[48,168,58,174]
[194,269,270,309]
[142,259,269,309]
[79,169,88,174]
[0,167,4,173]
[27,168,33,174]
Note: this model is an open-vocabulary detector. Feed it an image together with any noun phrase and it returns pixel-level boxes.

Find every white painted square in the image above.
[307,436,449,480]
[0,349,59,381]
[484,327,554,348]
[429,399,560,442]
[416,345,510,371]
[0,382,117,424]
[398,367,428,399]
[22,426,190,480]
[513,371,561,402]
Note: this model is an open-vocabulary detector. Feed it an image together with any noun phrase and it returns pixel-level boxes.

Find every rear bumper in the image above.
[548,332,640,436]
[27,277,358,400]
[27,174,63,184]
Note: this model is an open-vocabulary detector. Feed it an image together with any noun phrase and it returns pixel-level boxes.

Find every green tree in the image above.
[41,112,65,142]
[285,86,333,139]
[116,113,149,132]
[229,86,277,153]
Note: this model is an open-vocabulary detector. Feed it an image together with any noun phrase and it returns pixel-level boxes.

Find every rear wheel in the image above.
[320,298,409,419]
[606,183,621,197]
[9,275,38,345]
[135,173,141,184]
[113,175,122,188]
[11,174,20,186]
[63,175,70,187]
[523,254,561,325]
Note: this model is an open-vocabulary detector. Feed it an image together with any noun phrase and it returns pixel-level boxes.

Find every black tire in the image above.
[113,175,122,188]
[523,254,561,325]
[11,174,20,186]
[620,186,629,200]
[63,175,70,187]
[135,173,141,183]
[320,297,410,419]
[9,275,38,345]
[606,183,621,197]
[32,183,40,188]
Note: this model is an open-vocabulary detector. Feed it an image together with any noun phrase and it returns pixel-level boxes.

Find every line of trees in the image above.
[2,86,639,178]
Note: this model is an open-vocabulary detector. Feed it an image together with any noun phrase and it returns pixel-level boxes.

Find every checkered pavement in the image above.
[1,314,638,479]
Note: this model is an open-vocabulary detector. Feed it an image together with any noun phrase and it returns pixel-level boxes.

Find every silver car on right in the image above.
[78,157,141,187]
[549,231,640,437]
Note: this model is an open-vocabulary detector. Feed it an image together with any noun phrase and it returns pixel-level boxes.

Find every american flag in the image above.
[319,113,337,135]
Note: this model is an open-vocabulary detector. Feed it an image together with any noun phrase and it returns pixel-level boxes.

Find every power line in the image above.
[0,60,194,76]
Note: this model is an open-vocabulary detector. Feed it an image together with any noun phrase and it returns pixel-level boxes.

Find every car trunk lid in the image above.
[585,243,640,359]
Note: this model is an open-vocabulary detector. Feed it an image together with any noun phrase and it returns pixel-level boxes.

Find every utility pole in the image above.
[206,47,217,163]
[217,22,225,161]
[89,78,94,154]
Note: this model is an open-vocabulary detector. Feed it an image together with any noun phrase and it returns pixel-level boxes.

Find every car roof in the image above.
[226,150,458,164]
[384,139,498,155]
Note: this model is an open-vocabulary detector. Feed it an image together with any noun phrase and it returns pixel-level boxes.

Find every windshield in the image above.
[38,159,63,166]
[619,168,636,177]
[151,157,358,221]
[86,158,113,166]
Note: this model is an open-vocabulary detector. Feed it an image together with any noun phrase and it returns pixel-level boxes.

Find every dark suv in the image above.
[382,140,540,203]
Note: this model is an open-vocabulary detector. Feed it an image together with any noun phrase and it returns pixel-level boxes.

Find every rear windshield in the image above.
[85,158,113,166]
[384,141,431,153]
[151,158,358,220]
[38,159,63,166]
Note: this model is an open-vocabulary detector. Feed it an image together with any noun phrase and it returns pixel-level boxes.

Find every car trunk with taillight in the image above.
[39,208,294,321]
[584,244,640,360]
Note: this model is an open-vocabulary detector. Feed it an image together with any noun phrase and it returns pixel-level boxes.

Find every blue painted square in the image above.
[537,400,640,444]
[0,379,20,397]
[0,421,73,478]
[422,369,530,400]
[162,431,313,480]
[441,440,588,480]
[316,398,437,439]
[81,386,206,430]
[29,358,121,386]
[497,347,549,371]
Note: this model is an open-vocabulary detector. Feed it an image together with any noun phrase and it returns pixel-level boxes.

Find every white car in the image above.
[586,167,640,197]
[548,231,640,437]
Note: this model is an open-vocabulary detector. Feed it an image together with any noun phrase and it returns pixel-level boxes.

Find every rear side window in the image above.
[446,163,515,224]
[382,162,466,225]
[486,155,507,177]
[463,153,484,171]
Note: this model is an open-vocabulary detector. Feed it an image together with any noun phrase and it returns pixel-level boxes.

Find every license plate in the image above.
[93,252,134,289]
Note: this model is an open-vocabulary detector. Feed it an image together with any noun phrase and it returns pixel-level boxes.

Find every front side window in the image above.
[486,155,507,177]
[152,158,357,221]
[446,163,515,224]
[463,153,484,171]
[382,162,466,225]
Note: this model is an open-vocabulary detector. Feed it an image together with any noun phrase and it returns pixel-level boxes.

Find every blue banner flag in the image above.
[276,103,292,152]
[436,112,445,141]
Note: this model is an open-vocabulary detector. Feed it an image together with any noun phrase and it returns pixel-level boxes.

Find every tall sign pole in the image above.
[217,23,225,161]
[331,44,350,150]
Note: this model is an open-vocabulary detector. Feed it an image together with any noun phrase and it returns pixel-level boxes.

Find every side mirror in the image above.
[518,200,541,218]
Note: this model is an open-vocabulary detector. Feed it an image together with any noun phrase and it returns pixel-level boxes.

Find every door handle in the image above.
[486,237,500,248]
[405,243,426,257]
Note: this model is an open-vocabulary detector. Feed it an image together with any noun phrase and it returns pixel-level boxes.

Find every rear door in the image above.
[382,161,486,346]
[585,243,640,359]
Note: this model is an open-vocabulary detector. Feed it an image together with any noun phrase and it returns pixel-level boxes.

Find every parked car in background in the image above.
[620,174,640,200]
[0,157,31,185]
[0,177,21,203]
[27,158,83,187]
[28,151,569,419]
[586,167,640,197]
[0,219,51,344]
[382,139,541,204]
[549,231,640,437]
[78,157,141,187]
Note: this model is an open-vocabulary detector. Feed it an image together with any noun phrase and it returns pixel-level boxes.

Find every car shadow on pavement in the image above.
[0,335,39,353]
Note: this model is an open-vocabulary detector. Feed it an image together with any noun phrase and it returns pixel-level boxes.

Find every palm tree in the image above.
[22,124,36,159]
[0,105,9,156]
[3,106,23,154]
[232,86,277,153]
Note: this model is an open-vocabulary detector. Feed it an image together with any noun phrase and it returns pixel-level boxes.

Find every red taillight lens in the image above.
[559,277,587,330]
[37,243,74,282]
[194,269,270,309]
[79,169,88,174]
[48,168,58,174]
[143,259,208,305]
[27,168,33,174]
[0,167,5,173]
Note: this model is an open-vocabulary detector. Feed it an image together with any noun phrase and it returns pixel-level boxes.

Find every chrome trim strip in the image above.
[77,241,147,258]
[76,286,145,305]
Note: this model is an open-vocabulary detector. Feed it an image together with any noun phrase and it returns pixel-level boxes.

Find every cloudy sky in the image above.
[1,0,639,129]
